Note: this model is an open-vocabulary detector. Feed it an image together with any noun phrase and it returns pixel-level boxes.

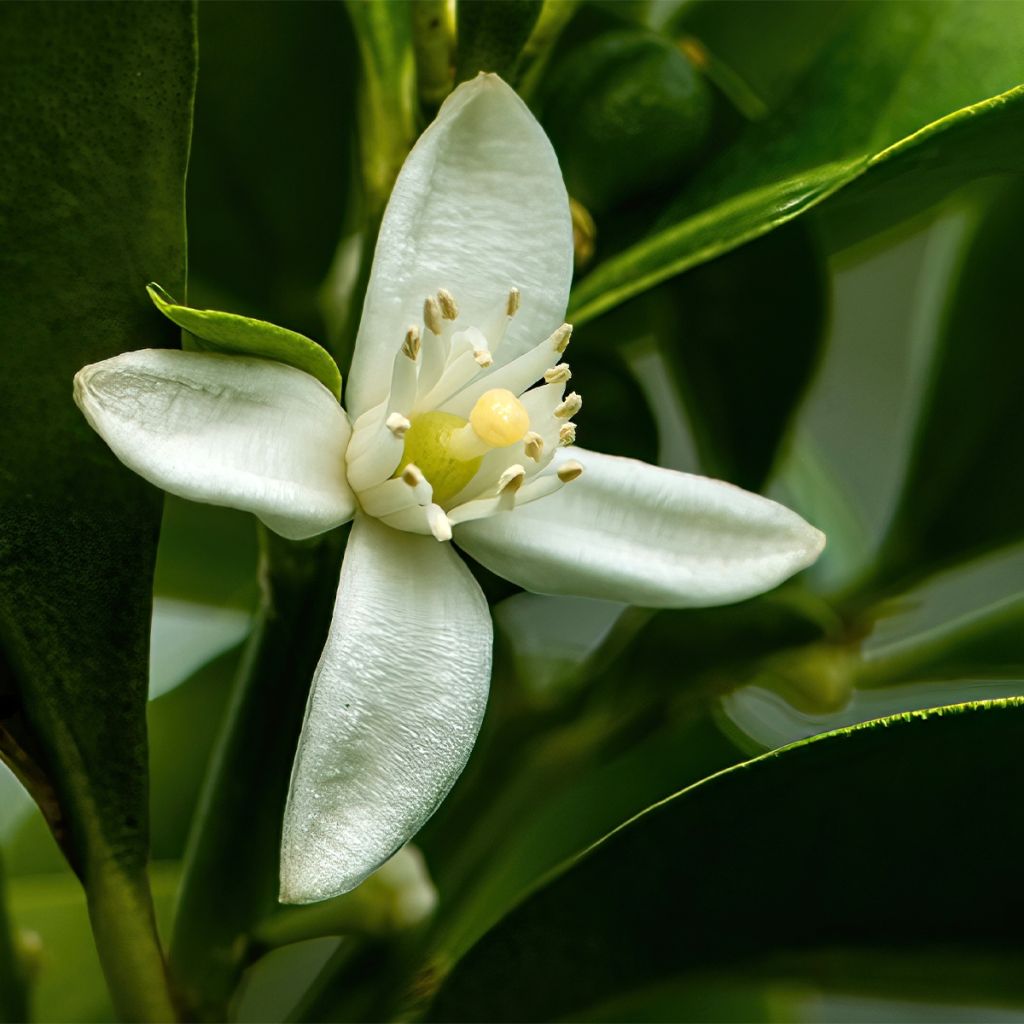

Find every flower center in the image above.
[345,285,583,540]
[398,389,530,503]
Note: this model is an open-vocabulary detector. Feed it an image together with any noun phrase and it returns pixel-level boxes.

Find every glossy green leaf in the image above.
[654,221,828,490]
[874,180,1024,588]
[186,0,358,339]
[569,1,1024,324]
[147,284,343,399]
[455,0,543,85]
[0,5,193,1019]
[428,698,1024,1021]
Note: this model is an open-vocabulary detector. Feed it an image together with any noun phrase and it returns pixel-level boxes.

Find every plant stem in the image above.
[85,861,178,1023]
[168,527,345,1020]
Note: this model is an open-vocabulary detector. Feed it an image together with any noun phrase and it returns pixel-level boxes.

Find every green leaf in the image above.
[455,0,543,85]
[0,4,193,1020]
[569,1,1024,324]
[874,180,1024,588]
[428,697,1024,1021]
[653,221,828,490]
[186,0,359,339]
[147,283,343,399]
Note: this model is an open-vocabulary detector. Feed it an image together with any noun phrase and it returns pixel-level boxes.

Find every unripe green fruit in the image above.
[542,30,713,212]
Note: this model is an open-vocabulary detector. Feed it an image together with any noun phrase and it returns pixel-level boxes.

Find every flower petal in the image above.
[279,515,492,903]
[74,349,354,540]
[347,73,573,418]
[455,449,825,608]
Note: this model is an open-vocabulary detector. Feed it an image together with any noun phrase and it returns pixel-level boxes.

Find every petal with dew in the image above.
[346,73,573,419]
[280,515,492,903]
[455,448,825,608]
[74,349,354,540]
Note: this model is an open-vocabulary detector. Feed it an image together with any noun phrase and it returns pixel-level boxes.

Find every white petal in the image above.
[280,515,492,903]
[74,349,354,541]
[347,74,573,419]
[455,449,825,608]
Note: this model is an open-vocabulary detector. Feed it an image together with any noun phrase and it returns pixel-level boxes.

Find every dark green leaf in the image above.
[569,2,1024,324]
[0,4,193,1019]
[655,221,828,490]
[874,180,1024,588]
[428,698,1024,1021]
[187,0,359,339]
[148,284,343,399]
[455,0,543,85]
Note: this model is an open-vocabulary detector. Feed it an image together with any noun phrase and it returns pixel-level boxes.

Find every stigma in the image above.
[346,284,583,538]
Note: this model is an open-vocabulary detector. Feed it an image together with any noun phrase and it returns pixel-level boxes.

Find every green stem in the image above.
[168,527,345,1020]
[412,0,453,109]
[0,854,29,1024]
[85,861,177,1023]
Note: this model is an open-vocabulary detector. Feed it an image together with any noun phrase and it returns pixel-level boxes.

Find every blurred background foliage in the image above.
[2,0,1024,1021]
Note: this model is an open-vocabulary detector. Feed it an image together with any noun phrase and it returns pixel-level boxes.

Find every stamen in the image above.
[386,412,411,438]
[543,363,571,384]
[523,431,544,462]
[558,422,577,446]
[401,464,424,487]
[554,392,582,419]
[357,462,432,517]
[557,460,584,483]
[426,503,452,542]
[474,347,494,368]
[507,287,520,317]
[423,296,443,335]
[552,323,572,353]
[437,288,458,321]
[498,464,526,494]
[402,325,421,359]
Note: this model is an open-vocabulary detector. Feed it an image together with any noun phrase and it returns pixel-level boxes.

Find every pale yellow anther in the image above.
[544,363,571,384]
[469,388,530,448]
[523,431,544,462]
[473,348,494,368]
[555,392,582,419]
[402,325,421,360]
[558,422,577,446]
[557,459,584,483]
[401,463,424,487]
[552,323,572,353]
[386,412,412,438]
[437,289,458,320]
[423,296,443,335]
[507,287,521,317]
[498,464,526,494]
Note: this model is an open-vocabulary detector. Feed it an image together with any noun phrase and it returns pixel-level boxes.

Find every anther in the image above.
[557,460,584,483]
[554,392,582,419]
[498,464,526,494]
[423,296,443,335]
[558,422,577,446]
[473,347,494,368]
[402,325,421,360]
[552,323,573,353]
[523,431,544,462]
[386,412,411,438]
[437,289,458,321]
[426,503,452,542]
[401,463,424,487]
[506,287,521,317]
[544,363,571,384]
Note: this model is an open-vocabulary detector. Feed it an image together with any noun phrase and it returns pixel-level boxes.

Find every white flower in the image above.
[73,74,824,904]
